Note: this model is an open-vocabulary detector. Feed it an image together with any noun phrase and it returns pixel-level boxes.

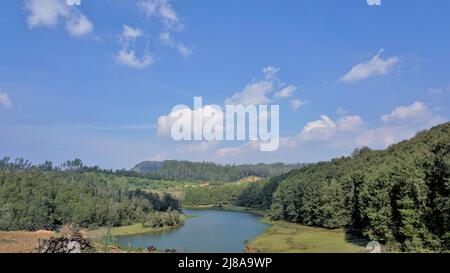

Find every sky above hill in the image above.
[0,0,449,169]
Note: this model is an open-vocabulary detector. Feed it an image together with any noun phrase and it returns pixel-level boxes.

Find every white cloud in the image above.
[0,92,12,109]
[381,101,430,122]
[159,31,192,58]
[300,115,337,141]
[299,115,364,141]
[115,50,154,69]
[341,49,398,83]
[225,81,273,106]
[367,0,382,6]
[215,141,262,158]
[337,115,363,131]
[26,0,69,28]
[263,66,280,80]
[138,1,191,58]
[65,13,92,36]
[215,146,242,158]
[25,0,93,36]
[290,99,306,111]
[121,25,143,42]
[116,25,153,69]
[225,67,303,106]
[157,105,223,137]
[274,85,296,98]
[66,0,81,6]
[356,126,410,148]
[138,0,182,29]
[176,43,192,58]
[428,85,450,96]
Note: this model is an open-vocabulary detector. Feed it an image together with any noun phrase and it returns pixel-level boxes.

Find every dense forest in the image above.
[132,160,304,182]
[270,122,450,251]
[183,175,285,209]
[0,158,180,231]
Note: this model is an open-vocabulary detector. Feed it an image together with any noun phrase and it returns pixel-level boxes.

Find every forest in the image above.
[132,160,304,182]
[270,122,450,251]
[0,158,181,231]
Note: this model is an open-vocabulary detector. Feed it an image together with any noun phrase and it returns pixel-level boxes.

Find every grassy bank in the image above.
[246,219,369,253]
[87,213,188,240]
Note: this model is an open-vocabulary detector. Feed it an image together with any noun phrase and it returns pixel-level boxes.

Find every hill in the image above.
[132,160,304,182]
[0,160,181,231]
[268,122,450,251]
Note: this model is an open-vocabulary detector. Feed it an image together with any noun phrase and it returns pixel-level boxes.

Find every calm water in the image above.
[114,209,269,253]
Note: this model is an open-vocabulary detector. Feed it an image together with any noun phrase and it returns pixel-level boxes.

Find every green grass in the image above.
[88,217,186,239]
[246,220,369,253]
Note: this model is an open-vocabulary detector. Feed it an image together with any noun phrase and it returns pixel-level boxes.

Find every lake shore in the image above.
[245,219,370,253]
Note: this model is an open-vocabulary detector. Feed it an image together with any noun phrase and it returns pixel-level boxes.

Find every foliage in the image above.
[271,122,450,251]
[142,210,184,228]
[132,160,304,182]
[0,164,180,231]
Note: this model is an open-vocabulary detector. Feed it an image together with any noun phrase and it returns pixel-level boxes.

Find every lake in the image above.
[114,209,269,253]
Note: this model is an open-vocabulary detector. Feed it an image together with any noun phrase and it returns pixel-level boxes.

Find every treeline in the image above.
[0,161,181,231]
[184,183,243,206]
[183,176,285,209]
[271,122,450,251]
[142,210,184,228]
[132,160,304,182]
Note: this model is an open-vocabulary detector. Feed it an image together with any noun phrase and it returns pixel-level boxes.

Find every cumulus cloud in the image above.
[367,0,382,6]
[138,0,181,29]
[25,0,93,37]
[138,1,191,58]
[381,101,430,122]
[115,25,153,69]
[299,115,364,141]
[157,105,224,137]
[66,0,81,6]
[274,85,296,98]
[290,99,307,111]
[225,66,304,106]
[65,13,92,36]
[263,66,280,80]
[337,115,363,131]
[300,115,338,141]
[297,103,444,149]
[121,25,143,42]
[0,92,12,109]
[225,81,273,106]
[115,50,154,69]
[215,141,263,158]
[341,49,398,83]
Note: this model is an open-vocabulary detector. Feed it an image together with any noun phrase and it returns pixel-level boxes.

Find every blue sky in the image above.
[0,0,449,169]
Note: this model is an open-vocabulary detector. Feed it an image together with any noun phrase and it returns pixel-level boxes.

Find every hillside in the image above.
[269,122,450,251]
[0,161,181,231]
[132,160,304,182]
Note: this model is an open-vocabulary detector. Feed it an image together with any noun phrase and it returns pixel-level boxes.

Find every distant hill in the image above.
[132,160,305,182]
